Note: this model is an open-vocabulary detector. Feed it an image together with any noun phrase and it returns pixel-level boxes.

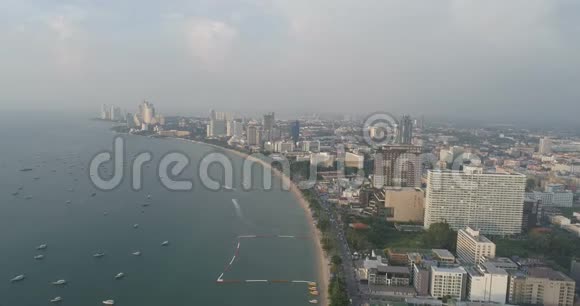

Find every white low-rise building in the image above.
[466,262,509,304]
[430,266,468,300]
[457,227,496,265]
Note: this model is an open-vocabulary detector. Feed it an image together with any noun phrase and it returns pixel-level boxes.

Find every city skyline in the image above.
[1,0,580,125]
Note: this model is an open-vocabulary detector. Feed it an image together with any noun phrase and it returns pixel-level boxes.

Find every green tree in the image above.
[422,222,457,251]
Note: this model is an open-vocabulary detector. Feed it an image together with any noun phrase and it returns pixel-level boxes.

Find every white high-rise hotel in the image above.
[424,166,526,236]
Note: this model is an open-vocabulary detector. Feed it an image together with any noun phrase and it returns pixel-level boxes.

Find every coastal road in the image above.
[318,192,365,306]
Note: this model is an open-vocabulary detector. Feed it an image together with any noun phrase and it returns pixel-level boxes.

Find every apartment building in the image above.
[457,227,496,265]
[424,167,526,235]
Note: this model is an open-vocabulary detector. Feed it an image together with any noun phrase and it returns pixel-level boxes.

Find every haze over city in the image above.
[1,0,580,125]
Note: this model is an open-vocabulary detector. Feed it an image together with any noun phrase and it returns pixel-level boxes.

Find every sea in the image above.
[0,112,319,306]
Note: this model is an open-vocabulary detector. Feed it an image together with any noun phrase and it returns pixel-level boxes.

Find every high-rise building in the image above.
[539,137,552,154]
[522,196,542,231]
[232,120,243,138]
[139,101,156,124]
[430,266,468,300]
[247,125,261,146]
[210,110,233,121]
[290,120,300,143]
[207,119,227,137]
[424,167,526,236]
[457,227,496,265]
[263,112,275,131]
[508,267,575,306]
[373,145,422,188]
[101,104,109,120]
[397,115,413,144]
[466,262,509,304]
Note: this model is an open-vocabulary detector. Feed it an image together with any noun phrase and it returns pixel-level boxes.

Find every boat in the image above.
[102,300,115,305]
[65,200,71,204]
[103,211,109,216]
[161,241,169,246]
[308,282,317,286]
[52,279,67,285]
[20,168,33,172]
[11,191,19,196]
[18,186,23,190]
[34,254,45,260]
[310,291,319,296]
[25,195,33,200]
[114,272,125,280]
[37,244,48,250]
[132,251,141,256]
[147,194,151,199]
[93,252,105,258]
[91,192,97,197]
[10,275,25,282]
[141,203,150,207]
[309,300,318,304]
[50,297,63,303]
[133,224,139,228]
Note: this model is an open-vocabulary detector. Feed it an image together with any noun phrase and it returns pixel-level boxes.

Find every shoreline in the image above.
[179,138,330,306]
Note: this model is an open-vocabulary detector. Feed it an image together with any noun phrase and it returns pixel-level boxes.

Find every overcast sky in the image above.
[1,0,579,122]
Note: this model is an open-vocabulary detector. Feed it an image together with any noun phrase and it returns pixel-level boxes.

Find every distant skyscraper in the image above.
[290,120,300,143]
[232,120,243,137]
[397,115,413,144]
[424,167,526,236]
[373,145,422,188]
[101,104,109,120]
[539,137,552,154]
[139,101,156,124]
[263,112,275,132]
[207,119,226,137]
[247,125,260,146]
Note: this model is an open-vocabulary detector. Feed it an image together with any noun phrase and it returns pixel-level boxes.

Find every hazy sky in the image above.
[1,0,579,122]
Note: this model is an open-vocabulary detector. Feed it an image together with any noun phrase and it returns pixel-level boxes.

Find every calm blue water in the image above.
[0,113,319,306]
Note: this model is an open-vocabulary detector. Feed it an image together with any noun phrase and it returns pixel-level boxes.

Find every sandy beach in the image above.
[185,139,330,306]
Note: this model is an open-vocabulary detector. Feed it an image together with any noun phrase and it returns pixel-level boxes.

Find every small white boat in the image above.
[102,300,115,305]
[309,299,318,304]
[52,279,67,285]
[65,200,71,204]
[37,244,48,250]
[34,254,45,260]
[147,194,151,199]
[10,275,25,282]
[132,251,141,256]
[93,252,105,258]
[50,296,63,303]
[161,241,169,246]
[133,224,139,228]
[114,272,125,280]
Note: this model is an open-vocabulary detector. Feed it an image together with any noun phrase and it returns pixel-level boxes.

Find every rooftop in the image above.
[431,265,466,274]
[527,267,574,282]
[432,249,455,260]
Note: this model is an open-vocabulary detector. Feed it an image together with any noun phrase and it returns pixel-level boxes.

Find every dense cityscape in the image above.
[104,101,580,306]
